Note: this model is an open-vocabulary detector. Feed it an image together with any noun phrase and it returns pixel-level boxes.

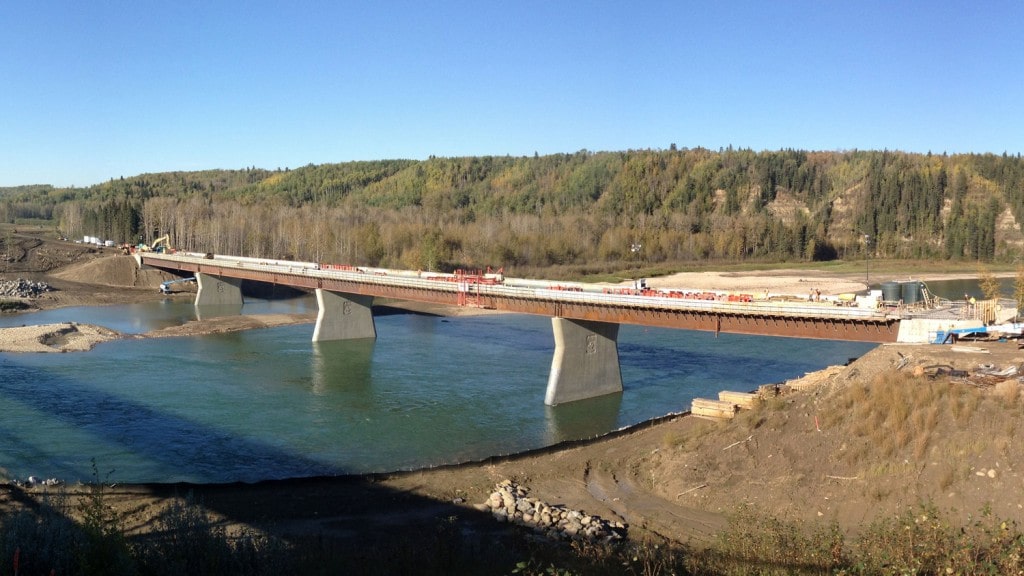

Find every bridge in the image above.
[135,252,938,405]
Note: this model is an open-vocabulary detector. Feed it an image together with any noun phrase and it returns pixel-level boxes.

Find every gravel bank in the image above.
[0,322,120,353]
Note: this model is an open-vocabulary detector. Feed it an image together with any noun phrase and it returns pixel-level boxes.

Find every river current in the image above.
[20,272,1007,484]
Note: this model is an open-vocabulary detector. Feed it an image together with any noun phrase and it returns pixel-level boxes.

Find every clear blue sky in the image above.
[2,1,1021,187]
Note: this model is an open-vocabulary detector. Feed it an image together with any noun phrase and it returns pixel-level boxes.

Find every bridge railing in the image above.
[487,285,889,320]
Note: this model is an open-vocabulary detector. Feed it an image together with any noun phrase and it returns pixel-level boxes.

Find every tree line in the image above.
[2,149,1023,274]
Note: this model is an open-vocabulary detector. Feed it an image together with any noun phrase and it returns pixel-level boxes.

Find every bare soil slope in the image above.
[0,229,174,310]
[52,252,170,288]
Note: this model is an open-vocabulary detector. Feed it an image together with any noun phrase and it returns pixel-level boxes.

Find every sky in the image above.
[1,1,1022,188]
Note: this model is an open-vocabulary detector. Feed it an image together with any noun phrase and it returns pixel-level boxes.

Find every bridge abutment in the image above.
[312,289,377,341]
[545,317,623,405]
[195,273,244,306]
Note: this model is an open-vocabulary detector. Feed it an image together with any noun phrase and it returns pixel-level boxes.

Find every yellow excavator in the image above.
[151,235,170,253]
[135,235,170,253]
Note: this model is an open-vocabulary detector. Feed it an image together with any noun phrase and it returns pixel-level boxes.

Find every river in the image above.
[0,276,998,484]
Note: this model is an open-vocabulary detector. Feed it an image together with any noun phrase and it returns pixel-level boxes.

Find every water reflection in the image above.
[195,303,244,320]
[311,339,375,395]
[867,277,1012,300]
[544,392,624,444]
[0,301,201,333]
[922,277,1014,300]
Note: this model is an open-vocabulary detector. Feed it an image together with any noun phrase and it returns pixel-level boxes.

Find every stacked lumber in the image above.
[690,398,737,419]
[718,390,760,409]
[786,365,845,391]
[691,390,764,420]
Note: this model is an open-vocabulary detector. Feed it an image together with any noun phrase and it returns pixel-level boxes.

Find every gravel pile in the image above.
[482,480,627,543]
[0,278,53,298]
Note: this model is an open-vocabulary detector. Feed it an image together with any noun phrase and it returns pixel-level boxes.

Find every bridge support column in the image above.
[545,318,623,406]
[313,289,376,341]
[195,273,244,306]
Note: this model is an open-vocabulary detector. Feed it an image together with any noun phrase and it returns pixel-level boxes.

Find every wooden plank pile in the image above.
[690,398,737,419]
[690,390,761,420]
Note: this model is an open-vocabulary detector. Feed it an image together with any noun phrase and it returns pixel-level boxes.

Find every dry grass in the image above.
[948,383,981,428]
[937,465,958,491]
[995,379,1021,407]
[734,405,769,432]
[661,418,717,452]
[820,365,1024,500]
[826,372,958,467]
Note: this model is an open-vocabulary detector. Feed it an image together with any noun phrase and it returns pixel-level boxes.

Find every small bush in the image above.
[133,494,288,576]
[689,504,845,575]
[76,462,136,575]
[0,300,29,312]
[851,503,1024,574]
[0,489,82,576]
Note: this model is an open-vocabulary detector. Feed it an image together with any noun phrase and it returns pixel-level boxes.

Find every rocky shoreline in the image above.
[482,480,627,543]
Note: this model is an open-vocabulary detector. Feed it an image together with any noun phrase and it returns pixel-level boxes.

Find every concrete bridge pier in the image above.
[312,289,377,341]
[545,317,623,406]
[195,273,244,306]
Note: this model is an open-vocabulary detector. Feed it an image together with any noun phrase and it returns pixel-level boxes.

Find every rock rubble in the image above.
[12,476,62,488]
[0,278,53,298]
[482,480,626,543]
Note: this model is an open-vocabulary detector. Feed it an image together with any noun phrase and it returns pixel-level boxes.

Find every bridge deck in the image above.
[137,252,900,343]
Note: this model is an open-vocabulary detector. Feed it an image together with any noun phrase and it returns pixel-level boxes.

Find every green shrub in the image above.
[75,463,136,575]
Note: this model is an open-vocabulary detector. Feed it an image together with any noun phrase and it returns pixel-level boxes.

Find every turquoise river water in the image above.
[0,294,883,484]
[3,275,1006,484]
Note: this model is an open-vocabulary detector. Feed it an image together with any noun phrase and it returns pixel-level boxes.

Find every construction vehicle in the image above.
[136,235,171,253]
[159,277,195,294]
[151,235,169,253]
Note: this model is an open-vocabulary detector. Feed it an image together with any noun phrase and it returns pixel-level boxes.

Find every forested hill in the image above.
[2,149,1024,275]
